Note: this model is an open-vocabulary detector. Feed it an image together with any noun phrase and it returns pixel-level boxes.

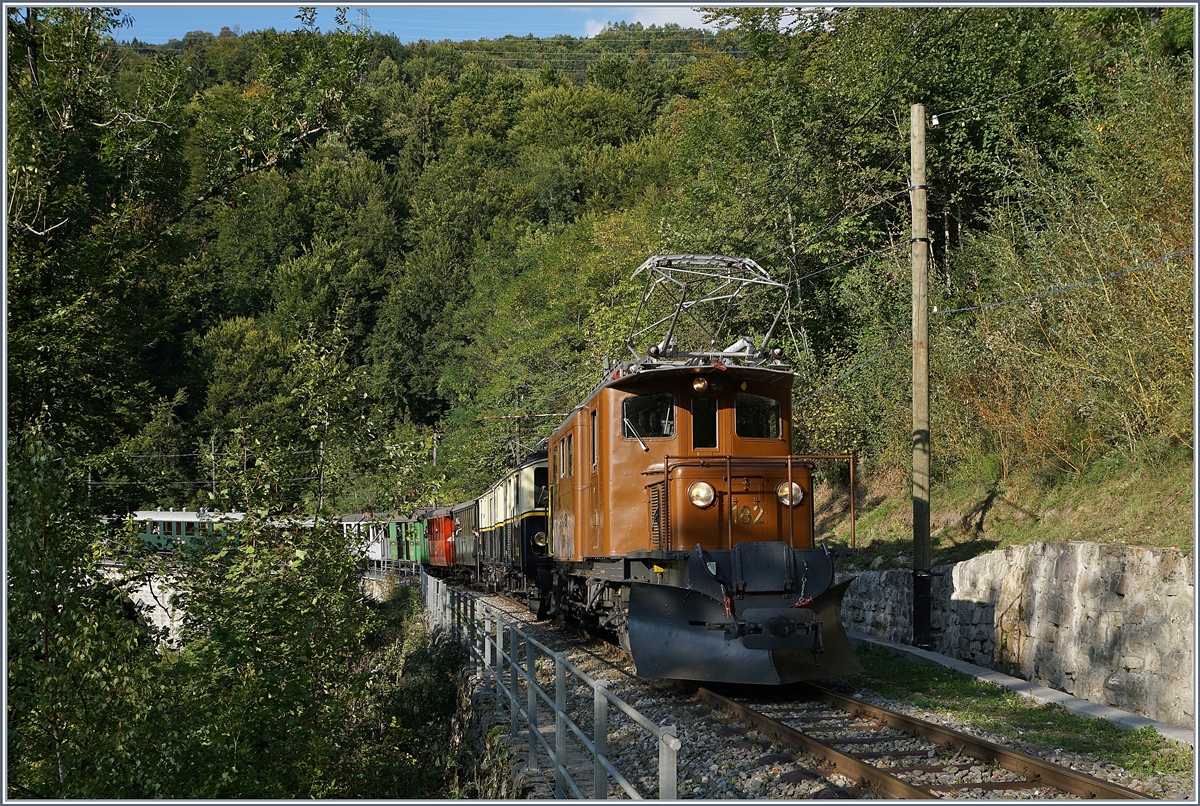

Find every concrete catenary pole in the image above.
[910,103,933,649]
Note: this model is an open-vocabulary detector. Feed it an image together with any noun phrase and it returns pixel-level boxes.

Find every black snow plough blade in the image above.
[626,578,862,685]
[769,578,863,682]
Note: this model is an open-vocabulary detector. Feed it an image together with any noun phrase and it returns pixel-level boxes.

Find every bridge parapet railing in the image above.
[363,559,420,581]
[420,569,680,799]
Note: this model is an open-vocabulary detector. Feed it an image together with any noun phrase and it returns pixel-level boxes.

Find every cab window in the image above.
[735,392,781,439]
[692,397,718,448]
[622,393,674,439]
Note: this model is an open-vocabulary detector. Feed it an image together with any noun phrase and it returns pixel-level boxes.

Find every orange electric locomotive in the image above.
[540,255,862,685]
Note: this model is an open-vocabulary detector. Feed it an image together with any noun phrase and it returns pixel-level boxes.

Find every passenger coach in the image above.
[478,452,550,608]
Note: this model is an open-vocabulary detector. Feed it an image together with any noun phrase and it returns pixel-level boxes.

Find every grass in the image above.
[813,452,1193,571]
[852,646,1194,778]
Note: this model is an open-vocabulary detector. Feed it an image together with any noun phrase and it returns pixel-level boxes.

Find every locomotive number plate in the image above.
[737,504,766,524]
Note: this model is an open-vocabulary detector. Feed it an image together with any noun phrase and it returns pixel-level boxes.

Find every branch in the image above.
[8,780,48,799]
[161,122,329,230]
[90,111,175,130]
[20,218,70,236]
[166,159,280,228]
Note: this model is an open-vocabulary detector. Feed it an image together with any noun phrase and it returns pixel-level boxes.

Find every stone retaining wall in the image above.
[840,541,1194,728]
[103,570,405,638]
[97,566,182,638]
[361,574,397,602]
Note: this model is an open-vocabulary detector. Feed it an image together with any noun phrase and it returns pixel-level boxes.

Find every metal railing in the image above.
[643,452,858,548]
[420,569,681,799]
[364,559,421,579]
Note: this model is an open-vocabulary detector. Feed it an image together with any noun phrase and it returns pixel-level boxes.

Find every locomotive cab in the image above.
[549,363,819,558]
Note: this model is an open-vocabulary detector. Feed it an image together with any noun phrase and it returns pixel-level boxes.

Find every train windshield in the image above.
[735,392,781,439]
[533,466,548,506]
[623,393,674,438]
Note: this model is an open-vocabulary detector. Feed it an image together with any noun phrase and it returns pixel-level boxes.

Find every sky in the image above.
[113,3,715,45]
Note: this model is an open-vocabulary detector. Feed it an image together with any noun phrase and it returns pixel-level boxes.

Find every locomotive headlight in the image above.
[776,481,805,507]
[692,376,709,392]
[687,481,716,509]
[533,531,548,547]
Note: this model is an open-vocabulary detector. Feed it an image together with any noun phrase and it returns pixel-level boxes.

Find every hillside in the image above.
[814,455,1193,574]
[7,7,1193,798]
[9,7,1192,519]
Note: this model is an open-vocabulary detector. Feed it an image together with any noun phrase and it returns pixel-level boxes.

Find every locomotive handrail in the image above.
[648,453,848,469]
[787,454,795,546]
[642,452,858,549]
[419,569,679,799]
[725,455,732,549]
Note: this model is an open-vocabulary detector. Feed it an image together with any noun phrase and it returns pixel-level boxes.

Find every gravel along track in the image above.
[844,687,1192,800]
[704,687,1162,800]
[468,592,860,799]
[461,592,1192,800]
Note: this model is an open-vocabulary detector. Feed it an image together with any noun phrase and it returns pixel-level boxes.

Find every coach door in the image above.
[550,420,578,561]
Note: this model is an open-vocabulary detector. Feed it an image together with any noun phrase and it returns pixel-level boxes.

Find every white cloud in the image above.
[632,7,712,30]
[585,6,714,38]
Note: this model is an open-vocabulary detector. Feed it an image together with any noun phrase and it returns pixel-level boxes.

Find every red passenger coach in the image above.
[425,507,456,568]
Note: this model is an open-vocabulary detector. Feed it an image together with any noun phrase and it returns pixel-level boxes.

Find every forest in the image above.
[6,5,1193,798]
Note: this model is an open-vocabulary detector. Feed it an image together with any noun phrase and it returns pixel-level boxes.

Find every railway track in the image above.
[437,584,1179,799]
[696,685,1152,799]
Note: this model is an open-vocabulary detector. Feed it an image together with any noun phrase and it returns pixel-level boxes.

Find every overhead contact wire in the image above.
[932,247,1194,317]
[795,329,907,405]
[794,247,1192,402]
[794,242,906,283]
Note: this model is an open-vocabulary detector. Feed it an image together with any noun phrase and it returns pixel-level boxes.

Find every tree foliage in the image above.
[6,6,1193,796]
[7,420,169,797]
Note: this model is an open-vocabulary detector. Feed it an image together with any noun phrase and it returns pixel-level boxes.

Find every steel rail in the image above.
[804,683,1151,800]
[696,687,931,799]
[700,685,1153,800]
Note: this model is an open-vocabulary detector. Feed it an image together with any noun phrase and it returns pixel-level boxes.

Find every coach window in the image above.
[692,397,718,448]
[735,392,781,439]
[622,393,674,439]
[566,434,574,477]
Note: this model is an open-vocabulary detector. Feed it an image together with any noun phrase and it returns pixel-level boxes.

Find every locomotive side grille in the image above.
[648,482,668,550]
